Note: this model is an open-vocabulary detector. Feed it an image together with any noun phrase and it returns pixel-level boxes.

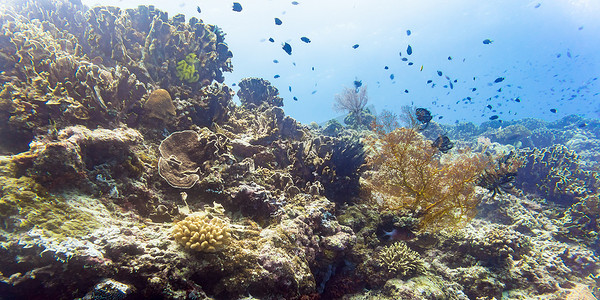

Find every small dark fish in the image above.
[293,96,298,101]
[404,89,409,93]
[432,135,454,153]
[196,6,201,13]
[353,80,362,89]
[352,44,359,49]
[274,18,282,25]
[449,82,454,89]
[273,59,279,63]
[420,65,423,71]
[384,66,389,70]
[401,57,408,62]
[300,37,311,43]
[567,51,572,58]
[269,37,275,43]
[445,75,450,80]
[232,83,237,86]
[534,3,541,8]
[282,42,292,55]
[390,74,395,80]
[291,1,299,5]
[289,86,292,92]
[426,80,433,84]
[483,39,493,44]
[472,88,477,92]
[497,88,502,92]
[408,62,413,66]
[489,115,499,120]
[550,108,557,113]
[407,45,413,55]
[486,104,493,109]
[448,56,452,60]
[578,26,584,30]
[515,97,521,102]
[438,116,443,119]
[415,108,432,124]
[398,52,402,56]
[406,29,411,36]
[311,90,317,94]
[578,122,587,128]
[232,2,243,12]
[557,53,561,58]
[311,67,314,70]
[274,75,280,78]
[494,77,505,83]
[437,71,443,76]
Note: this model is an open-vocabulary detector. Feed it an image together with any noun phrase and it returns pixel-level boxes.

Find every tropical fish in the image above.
[293,96,298,101]
[354,80,362,90]
[274,75,280,78]
[486,105,492,109]
[401,57,408,62]
[437,71,443,76]
[483,39,493,44]
[390,74,395,80]
[311,90,317,94]
[196,6,201,13]
[534,3,541,8]
[384,66,389,70]
[514,97,521,102]
[432,135,454,153]
[426,80,432,84]
[404,89,409,93]
[232,2,242,12]
[269,37,274,43]
[292,1,300,5]
[550,108,557,113]
[406,30,411,36]
[472,88,477,91]
[282,42,292,55]
[407,45,413,55]
[300,37,311,43]
[408,62,413,66]
[489,115,499,120]
[494,77,505,83]
[420,65,423,71]
[275,18,282,25]
[352,44,359,49]
[273,59,279,63]
[448,56,452,60]
[415,108,432,124]
[289,86,292,92]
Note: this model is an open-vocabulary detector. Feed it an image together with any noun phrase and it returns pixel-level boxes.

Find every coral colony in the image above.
[0,1,598,299]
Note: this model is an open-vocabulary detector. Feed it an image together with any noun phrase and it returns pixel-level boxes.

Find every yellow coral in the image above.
[172,213,231,252]
[175,53,200,83]
[364,127,492,232]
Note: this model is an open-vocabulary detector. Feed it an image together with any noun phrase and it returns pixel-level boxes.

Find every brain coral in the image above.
[144,89,176,122]
[172,213,231,252]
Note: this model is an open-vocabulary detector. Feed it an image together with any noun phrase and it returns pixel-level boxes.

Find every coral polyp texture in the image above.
[172,213,231,252]
[1,0,599,299]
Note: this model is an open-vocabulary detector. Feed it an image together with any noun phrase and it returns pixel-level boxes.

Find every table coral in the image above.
[172,213,231,252]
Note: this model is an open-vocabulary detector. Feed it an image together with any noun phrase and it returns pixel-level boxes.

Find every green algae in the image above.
[0,158,98,238]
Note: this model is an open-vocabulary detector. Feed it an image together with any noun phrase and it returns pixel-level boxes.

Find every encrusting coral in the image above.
[172,212,231,252]
[363,127,493,232]
[144,89,176,122]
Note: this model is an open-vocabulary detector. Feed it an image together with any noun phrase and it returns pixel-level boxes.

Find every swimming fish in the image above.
[472,88,477,92]
[408,62,413,66]
[282,42,292,55]
[291,1,299,5]
[289,86,292,92]
[269,37,274,43]
[273,59,279,63]
[311,90,317,94]
[390,74,395,80]
[352,44,359,49]
[407,45,413,55]
[448,56,452,60]
[415,108,432,124]
[494,77,505,83]
[486,104,492,109]
[274,75,280,78]
[534,3,541,8]
[384,66,389,70]
[401,57,408,62]
[514,97,521,102]
[550,108,557,113]
[196,6,201,13]
[404,89,409,93]
[489,115,499,120]
[432,135,454,153]
[483,39,493,44]
[300,37,311,43]
[437,71,443,76]
[406,29,411,36]
[420,65,423,71]
[293,96,298,101]
[426,80,433,84]
[354,80,362,90]
[275,18,282,25]
[232,2,242,12]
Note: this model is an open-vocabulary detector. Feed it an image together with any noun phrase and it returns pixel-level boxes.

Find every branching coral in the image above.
[364,127,493,232]
[375,242,425,278]
[175,53,200,83]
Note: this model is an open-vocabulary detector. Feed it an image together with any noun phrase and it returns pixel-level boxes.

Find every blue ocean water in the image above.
[83,0,600,125]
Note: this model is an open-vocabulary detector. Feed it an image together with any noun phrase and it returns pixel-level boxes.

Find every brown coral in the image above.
[172,213,231,252]
[143,89,176,122]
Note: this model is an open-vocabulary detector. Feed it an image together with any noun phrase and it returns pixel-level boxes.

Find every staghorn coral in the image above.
[376,242,425,278]
[363,127,493,232]
[172,212,231,252]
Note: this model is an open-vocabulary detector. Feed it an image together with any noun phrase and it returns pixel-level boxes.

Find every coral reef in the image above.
[172,213,231,252]
[375,242,425,278]
[237,77,284,108]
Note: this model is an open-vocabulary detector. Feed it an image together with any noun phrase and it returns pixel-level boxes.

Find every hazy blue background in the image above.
[82,0,600,125]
